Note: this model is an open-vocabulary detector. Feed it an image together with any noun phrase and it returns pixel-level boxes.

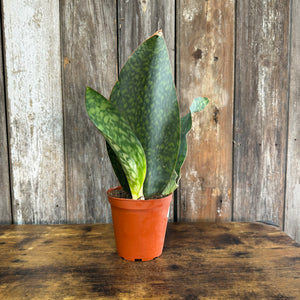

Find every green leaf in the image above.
[105,83,130,194]
[162,112,192,196]
[161,170,178,196]
[175,112,192,177]
[106,142,131,194]
[190,97,209,114]
[175,97,209,178]
[85,87,146,199]
[109,31,180,198]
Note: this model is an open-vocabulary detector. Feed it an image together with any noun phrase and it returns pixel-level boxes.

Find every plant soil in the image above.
[108,188,165,200]
[108,188,132,199]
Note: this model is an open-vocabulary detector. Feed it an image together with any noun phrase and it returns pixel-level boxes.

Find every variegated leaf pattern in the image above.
[175,113,192,178]
[175,97,209,177]
[106,142,131,193]
[189,97,210,114]
[85,87,146,199]
[109,31,180,198]
[162,97,210,195]
[161,170,178,196]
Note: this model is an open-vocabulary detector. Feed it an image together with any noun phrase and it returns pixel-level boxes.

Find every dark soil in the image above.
[108,188,165,200]
[108,189,132,199]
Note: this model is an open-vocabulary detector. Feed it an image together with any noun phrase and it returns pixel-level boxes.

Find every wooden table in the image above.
[1,222,300,299]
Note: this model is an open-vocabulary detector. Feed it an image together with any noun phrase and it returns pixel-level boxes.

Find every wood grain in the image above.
[61,0,118,223]
[118,0,175,220]
[233,0,290,227]
[0,7,11,224]
[2,0,65,224]
[285,0,300,243]
[178,0,235,221]
[0,222,300,299]
[118,0,175,72]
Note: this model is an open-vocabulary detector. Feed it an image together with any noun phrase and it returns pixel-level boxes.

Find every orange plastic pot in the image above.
[107,186,172,261]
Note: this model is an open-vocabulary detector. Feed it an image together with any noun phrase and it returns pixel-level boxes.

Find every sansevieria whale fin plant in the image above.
[85,30,209,200]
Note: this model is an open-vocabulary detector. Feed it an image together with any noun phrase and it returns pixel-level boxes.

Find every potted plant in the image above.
[85,30,209,261]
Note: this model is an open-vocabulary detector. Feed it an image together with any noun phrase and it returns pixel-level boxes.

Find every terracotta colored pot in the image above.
[107,186,172,261]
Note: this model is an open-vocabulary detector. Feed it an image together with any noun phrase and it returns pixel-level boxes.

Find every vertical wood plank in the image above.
[178,0,235,221]
[118,0,175,72]
[0,5,11,224]
[118,0,175,220]
[61,0,118,223]
[234,0,290,227]
[285,0,300,242]
[2,0,65,224]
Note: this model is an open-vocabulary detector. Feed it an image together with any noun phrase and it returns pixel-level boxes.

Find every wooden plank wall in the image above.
[178,0,234,222]
[61,0,118,224]
[0,3,11,224]
[0,1,299,241]
[2,0,65,224]
[285,0,300,242]
[234,0,290,228]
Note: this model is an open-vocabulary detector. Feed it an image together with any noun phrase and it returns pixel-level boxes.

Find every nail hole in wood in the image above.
[192,48,202,60]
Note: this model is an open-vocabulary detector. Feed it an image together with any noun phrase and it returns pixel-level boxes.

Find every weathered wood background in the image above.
[0,1,299,241]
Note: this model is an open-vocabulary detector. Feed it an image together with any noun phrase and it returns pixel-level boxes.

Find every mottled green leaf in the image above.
[106,142,131,194]
[109,31,180,198]
[85,87,146,199]
[190,97,210,114]
[161,170,178,196]
[175,97,209,178]
[174,113,192,178]
[161,112,192,196]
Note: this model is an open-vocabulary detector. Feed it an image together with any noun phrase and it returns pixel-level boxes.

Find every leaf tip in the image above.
[156,29,163,36]
[153,29,163,38]
[190,97,210,114]
[85,86,93,97]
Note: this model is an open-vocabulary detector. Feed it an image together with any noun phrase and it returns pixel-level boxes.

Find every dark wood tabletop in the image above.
[0,222,300,299]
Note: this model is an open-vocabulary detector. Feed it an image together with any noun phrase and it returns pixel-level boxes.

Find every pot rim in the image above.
[107,186,172,202]
[107,186,173,210]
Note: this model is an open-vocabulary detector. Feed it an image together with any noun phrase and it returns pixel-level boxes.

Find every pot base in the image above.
[121,256,159,262]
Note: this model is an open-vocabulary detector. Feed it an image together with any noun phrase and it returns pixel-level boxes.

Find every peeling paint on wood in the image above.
[139,0,148,14]
[2,0,65,224]
[285,0,300,243]
[233,0,290,228]
[178,0,234,221]
[61,0,118,223]
[0,16,11,224]
[63,57,70,68]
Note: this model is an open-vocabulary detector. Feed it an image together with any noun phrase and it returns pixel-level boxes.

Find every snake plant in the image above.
[85,31,209,200]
